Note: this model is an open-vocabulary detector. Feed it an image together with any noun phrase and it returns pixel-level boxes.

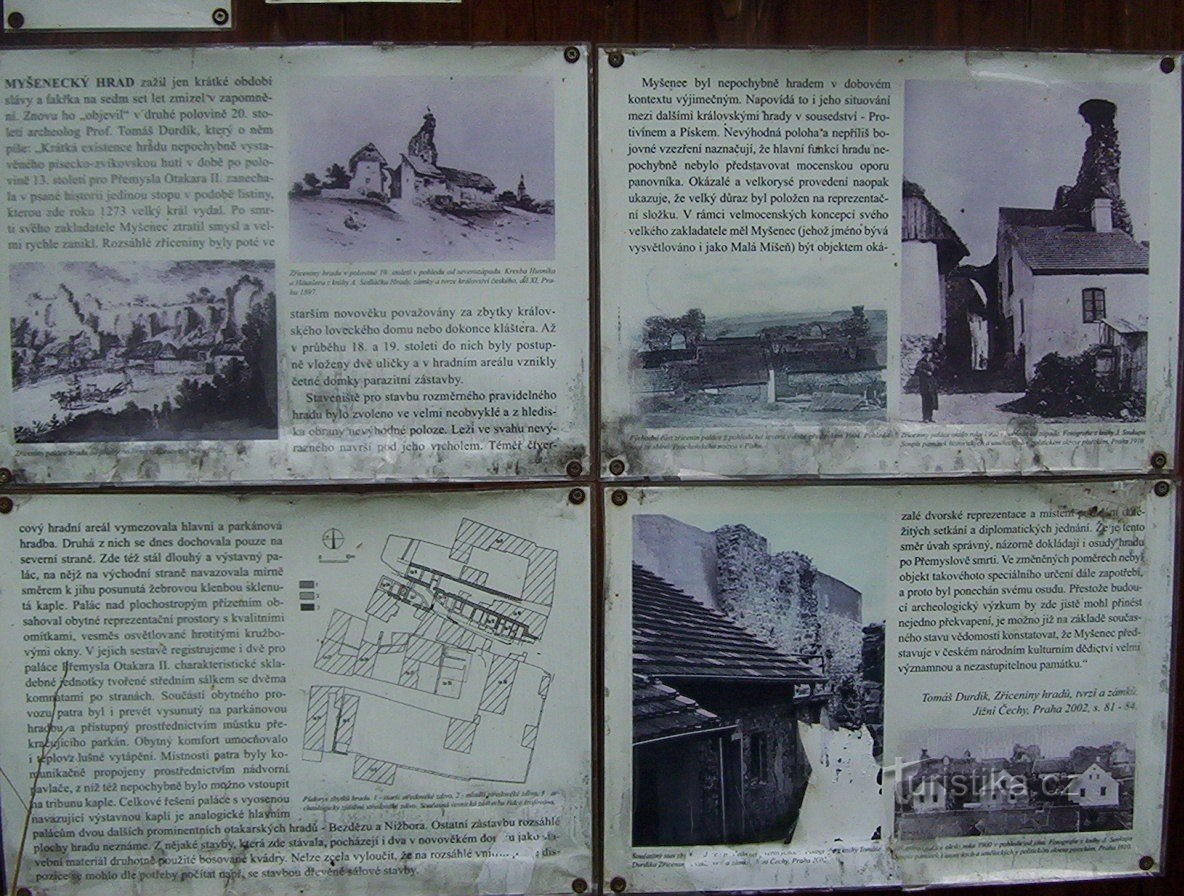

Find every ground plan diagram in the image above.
[303,519,558,785]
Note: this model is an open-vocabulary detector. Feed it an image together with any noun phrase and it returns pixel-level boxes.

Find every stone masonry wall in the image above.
[713,524,820,662]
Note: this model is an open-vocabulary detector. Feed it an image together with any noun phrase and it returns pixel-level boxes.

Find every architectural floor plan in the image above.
[303,519,558,784]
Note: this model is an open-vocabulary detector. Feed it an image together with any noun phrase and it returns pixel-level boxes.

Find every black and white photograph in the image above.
[10,260,278,443]
[633,304,887,427]
[288,77,556,262]
[902,81,1150,423]
[894,724,1136,839]
[631,511,885,847]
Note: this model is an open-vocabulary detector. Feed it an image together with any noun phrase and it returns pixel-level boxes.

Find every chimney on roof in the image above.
[1053,97,1133,236]
[1092,198,1113,233]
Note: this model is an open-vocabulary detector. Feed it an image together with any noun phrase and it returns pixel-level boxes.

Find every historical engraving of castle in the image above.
[10,260,278,443]
[303,519,557,785]
[289,78,555,262]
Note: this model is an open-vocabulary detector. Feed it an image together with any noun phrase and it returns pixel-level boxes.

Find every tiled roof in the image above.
[1099,316,1147,335]
[1000,207,1149,274]
[633,674,729,742]
[633,564,823,684]
[1034,758,1073,775]
[1067,750,1114,774]
[906,755,1033,790]
[125,339,166,360]
[439,166,496,193]
[903,179,969,257]
[209,341,245,358]
[349,142,388,171]
[1066,761,1117,787]
[400,152,446,180]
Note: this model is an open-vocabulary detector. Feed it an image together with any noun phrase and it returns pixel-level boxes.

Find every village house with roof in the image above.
[1068,761,1122,807]
[902,97,1149,401]
[632,564,828,846]
[901,179,971,364]
[342,111,499,209]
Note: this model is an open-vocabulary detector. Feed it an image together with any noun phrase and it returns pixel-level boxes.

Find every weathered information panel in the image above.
[2,0,233,31]
[603,479,1173,890]
[1,44,589,484]
[599,49,1180,478]
[0,487,592,894]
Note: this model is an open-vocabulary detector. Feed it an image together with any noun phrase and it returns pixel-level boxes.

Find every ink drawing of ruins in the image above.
[289,78,555,262]
[10,260,277,443]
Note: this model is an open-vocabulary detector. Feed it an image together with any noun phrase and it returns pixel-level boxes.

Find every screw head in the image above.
[1139,854,1155,871]
[1151,451,1168,469]
[7,11,25,28]
[564,46,581,64]
[212,7,229,25]
[568,488,585,505]
[1154,480,1170,497]
[608,51,625,68]
[565,459,583,478]
[610,489,628,506]
[610,877,627,893]
[0,467,12,485]
[0,497,13,514]
[608,458,626,476]
[17,887,33,896]
[1160,57,1175,74]
[571,878,588,894]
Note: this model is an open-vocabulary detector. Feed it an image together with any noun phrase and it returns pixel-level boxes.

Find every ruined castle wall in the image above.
[820,611,864,726]
[713,524,819,660]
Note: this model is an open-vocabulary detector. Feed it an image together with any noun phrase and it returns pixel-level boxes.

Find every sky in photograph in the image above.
[904,80,1150,264]
[646,507,886,623]
[896,722,1135,763]
[290,77,555,200]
